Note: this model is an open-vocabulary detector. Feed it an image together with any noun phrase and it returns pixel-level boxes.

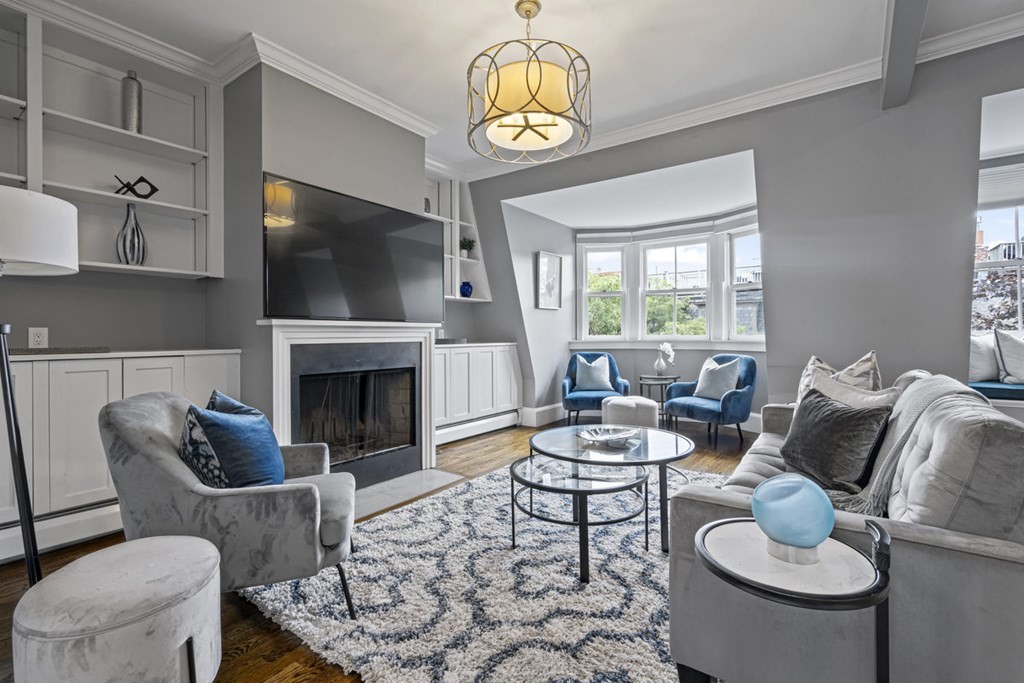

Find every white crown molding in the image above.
[209,33,261,85]
[917,10,1024,63]
[0,0,216,80]
[236,34,439,138]
[425,155,465,181]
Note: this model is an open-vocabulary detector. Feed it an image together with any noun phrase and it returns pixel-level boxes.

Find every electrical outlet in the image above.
[28,327,48,349]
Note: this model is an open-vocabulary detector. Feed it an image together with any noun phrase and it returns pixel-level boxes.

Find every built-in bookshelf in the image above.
[0,8,223,279]
[424,175,492,303]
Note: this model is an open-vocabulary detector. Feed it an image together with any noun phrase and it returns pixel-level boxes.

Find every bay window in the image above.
[974,206,1023,332]
[584,249,624,337]
[730,230,765,337]
[643,242,708,337]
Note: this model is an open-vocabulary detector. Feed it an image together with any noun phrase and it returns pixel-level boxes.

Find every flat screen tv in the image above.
[263,173,444,323]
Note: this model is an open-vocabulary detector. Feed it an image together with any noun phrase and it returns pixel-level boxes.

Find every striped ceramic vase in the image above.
[116,202,147,266]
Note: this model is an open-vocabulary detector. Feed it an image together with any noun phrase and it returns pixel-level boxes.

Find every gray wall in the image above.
[206,64,427,412]
[260,66,425,215]
[503,204,576,407]
[470,37,1024,403]
[1,271,206,350]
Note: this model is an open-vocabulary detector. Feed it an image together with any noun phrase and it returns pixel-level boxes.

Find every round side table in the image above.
[689,518,891,682]
[639,375,679,426]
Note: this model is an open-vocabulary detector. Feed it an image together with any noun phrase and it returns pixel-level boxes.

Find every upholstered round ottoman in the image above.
[13,536,221,683]
[602,395,660,428]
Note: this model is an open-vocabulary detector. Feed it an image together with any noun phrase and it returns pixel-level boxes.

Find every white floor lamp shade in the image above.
[0,186,78,275]
[0,186,78,587]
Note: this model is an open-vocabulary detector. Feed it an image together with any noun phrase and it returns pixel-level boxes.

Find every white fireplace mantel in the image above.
[257,318,441,469]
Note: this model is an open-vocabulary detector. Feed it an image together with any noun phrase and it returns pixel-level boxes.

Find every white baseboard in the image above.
[521,403,566,427]
[436,411,520,445]
[990,399,1024,423]
[0,504,123,563]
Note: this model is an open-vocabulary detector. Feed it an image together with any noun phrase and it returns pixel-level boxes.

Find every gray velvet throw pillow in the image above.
[780,389,892,492]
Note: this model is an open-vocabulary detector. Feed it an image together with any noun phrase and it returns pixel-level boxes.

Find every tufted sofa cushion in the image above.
[888,394,1024,542]
[722,432,787,493]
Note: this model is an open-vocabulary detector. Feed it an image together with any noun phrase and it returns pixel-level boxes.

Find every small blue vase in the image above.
[752,474,834,550]
[460,281,473,298]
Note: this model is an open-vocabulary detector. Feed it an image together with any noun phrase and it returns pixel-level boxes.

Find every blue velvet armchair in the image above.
[664,354,756,448]
[562,352,630,425]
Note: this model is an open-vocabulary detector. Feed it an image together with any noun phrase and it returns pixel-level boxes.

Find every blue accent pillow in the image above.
[178,392,285,488]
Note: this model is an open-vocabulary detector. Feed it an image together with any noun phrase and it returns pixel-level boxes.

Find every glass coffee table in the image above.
[529,425,696,552]
[510,455,650,583]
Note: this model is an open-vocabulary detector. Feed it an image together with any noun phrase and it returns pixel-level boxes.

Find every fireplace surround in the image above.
[261,319,438,488]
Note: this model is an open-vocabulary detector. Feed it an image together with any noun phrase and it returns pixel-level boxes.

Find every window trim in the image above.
[641,237,710,340]
[727,227,766,341]
[580,244,628,340]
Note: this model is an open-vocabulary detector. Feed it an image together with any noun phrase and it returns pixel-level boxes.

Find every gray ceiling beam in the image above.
[880,0,930,110]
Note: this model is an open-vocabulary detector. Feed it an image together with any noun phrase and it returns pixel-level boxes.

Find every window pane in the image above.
[973,266,1020,332]
[677,292,707,336]
[645,294,674,335]
[645,246,675,290]
[588,296,622,336]
[676,244,708,289]
[976,208,1018,262]
[587,251,622,292]
[735,288,766,336]
[733,232,762,284]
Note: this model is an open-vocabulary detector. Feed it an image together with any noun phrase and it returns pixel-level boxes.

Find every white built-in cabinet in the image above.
[434,344,521,443]
[424,176,492,303]
[0,350,239,561]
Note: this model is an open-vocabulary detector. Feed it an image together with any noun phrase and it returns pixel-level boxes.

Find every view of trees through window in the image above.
[974,206,1022,332]
[644,243,707,336]
[586,250,623,336]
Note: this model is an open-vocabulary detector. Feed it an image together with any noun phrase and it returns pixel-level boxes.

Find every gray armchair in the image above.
[98,392,357,618]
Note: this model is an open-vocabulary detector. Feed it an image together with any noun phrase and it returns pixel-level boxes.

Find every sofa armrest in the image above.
[760,402,795,435]
[562,377,573,399]
[188,482,322,590]
[719,385,754,423]
[669,486,1024,682]
[281,443,330,478]
[666,381,698,401]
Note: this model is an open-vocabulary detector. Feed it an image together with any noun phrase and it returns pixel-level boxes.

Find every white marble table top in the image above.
[702,520,876,596]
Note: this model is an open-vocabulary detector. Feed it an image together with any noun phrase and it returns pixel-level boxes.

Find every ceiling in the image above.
[505,150,756,229]
[56,0,1024,176]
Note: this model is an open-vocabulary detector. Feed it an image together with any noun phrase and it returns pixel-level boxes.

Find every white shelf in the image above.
[42,181,208,220]
[0,94,25,120]
[0,171,26,186]
[459,256,481,264]
[43,108,207,164]
[79,261,209,279]
[449,296,492,304]
[459,220,477,230]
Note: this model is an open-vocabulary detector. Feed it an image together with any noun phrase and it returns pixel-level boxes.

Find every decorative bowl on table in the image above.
[577,426,639,448]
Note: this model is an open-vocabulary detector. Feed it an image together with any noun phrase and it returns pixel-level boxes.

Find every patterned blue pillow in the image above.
[178,393,285,488]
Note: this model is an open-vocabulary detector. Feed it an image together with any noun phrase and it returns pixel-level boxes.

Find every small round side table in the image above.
[690,518,892,682]
[639,374,679,424]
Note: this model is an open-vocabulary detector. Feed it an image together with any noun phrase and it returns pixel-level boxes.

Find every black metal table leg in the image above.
[578,493,589,583]
[659,463,670,552]
[877,598,889,683]
[510,476,516,549]
[645,481,650,552]
[186,636,197,683]
[571,461,580,522]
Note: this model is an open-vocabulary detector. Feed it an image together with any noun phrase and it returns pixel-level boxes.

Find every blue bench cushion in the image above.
[565,390,623,411]
[969,381,1024,401]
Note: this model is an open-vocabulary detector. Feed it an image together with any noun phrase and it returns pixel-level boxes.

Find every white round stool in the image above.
[13,535,221,683]
[602,395,660,428]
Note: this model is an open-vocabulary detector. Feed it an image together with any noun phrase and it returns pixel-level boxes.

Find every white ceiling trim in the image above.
[917,10,1024,63]
[0,0,441,138]
[0,0,216,80]
[458,58,882,182]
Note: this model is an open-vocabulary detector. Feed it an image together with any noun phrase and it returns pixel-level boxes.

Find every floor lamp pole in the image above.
[0,324,42,585]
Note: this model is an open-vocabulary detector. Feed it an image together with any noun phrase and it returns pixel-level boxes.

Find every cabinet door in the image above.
[433,349,451,427]
[471,348,496,418]
[0,363,33,526]
[449,347,473,423]
[183,354,240,406]
[123,356,184,398]
[48,360,122,512]
[494,346,518,413]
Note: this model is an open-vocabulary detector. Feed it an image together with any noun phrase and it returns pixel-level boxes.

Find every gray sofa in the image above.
[98,392,357,617]
[670,373,1024,682]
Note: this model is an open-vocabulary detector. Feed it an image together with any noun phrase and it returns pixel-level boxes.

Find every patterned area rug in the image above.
[242,466,727,683]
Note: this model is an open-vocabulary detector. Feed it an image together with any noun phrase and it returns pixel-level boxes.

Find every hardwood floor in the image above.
[0,419,746,683]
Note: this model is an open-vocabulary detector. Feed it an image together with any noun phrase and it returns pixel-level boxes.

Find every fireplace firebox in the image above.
[290,342,422,488]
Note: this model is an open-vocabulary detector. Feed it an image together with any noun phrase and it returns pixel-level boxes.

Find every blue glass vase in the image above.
[460,281,473,298]
[752,474,834,562]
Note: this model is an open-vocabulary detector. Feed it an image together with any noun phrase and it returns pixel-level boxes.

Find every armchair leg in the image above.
[713,424,719,449]
[707,422,711,436]
[736,424,744,446]
[677,663,712,682]
[336,565,357,620]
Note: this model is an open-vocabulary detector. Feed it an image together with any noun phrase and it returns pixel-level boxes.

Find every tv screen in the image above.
[263,173,444,323]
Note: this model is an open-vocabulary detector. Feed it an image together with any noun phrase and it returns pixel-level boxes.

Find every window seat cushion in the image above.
[968,381,1024,401]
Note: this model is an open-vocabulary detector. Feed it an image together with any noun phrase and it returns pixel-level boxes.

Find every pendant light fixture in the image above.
[468,0,591,164]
